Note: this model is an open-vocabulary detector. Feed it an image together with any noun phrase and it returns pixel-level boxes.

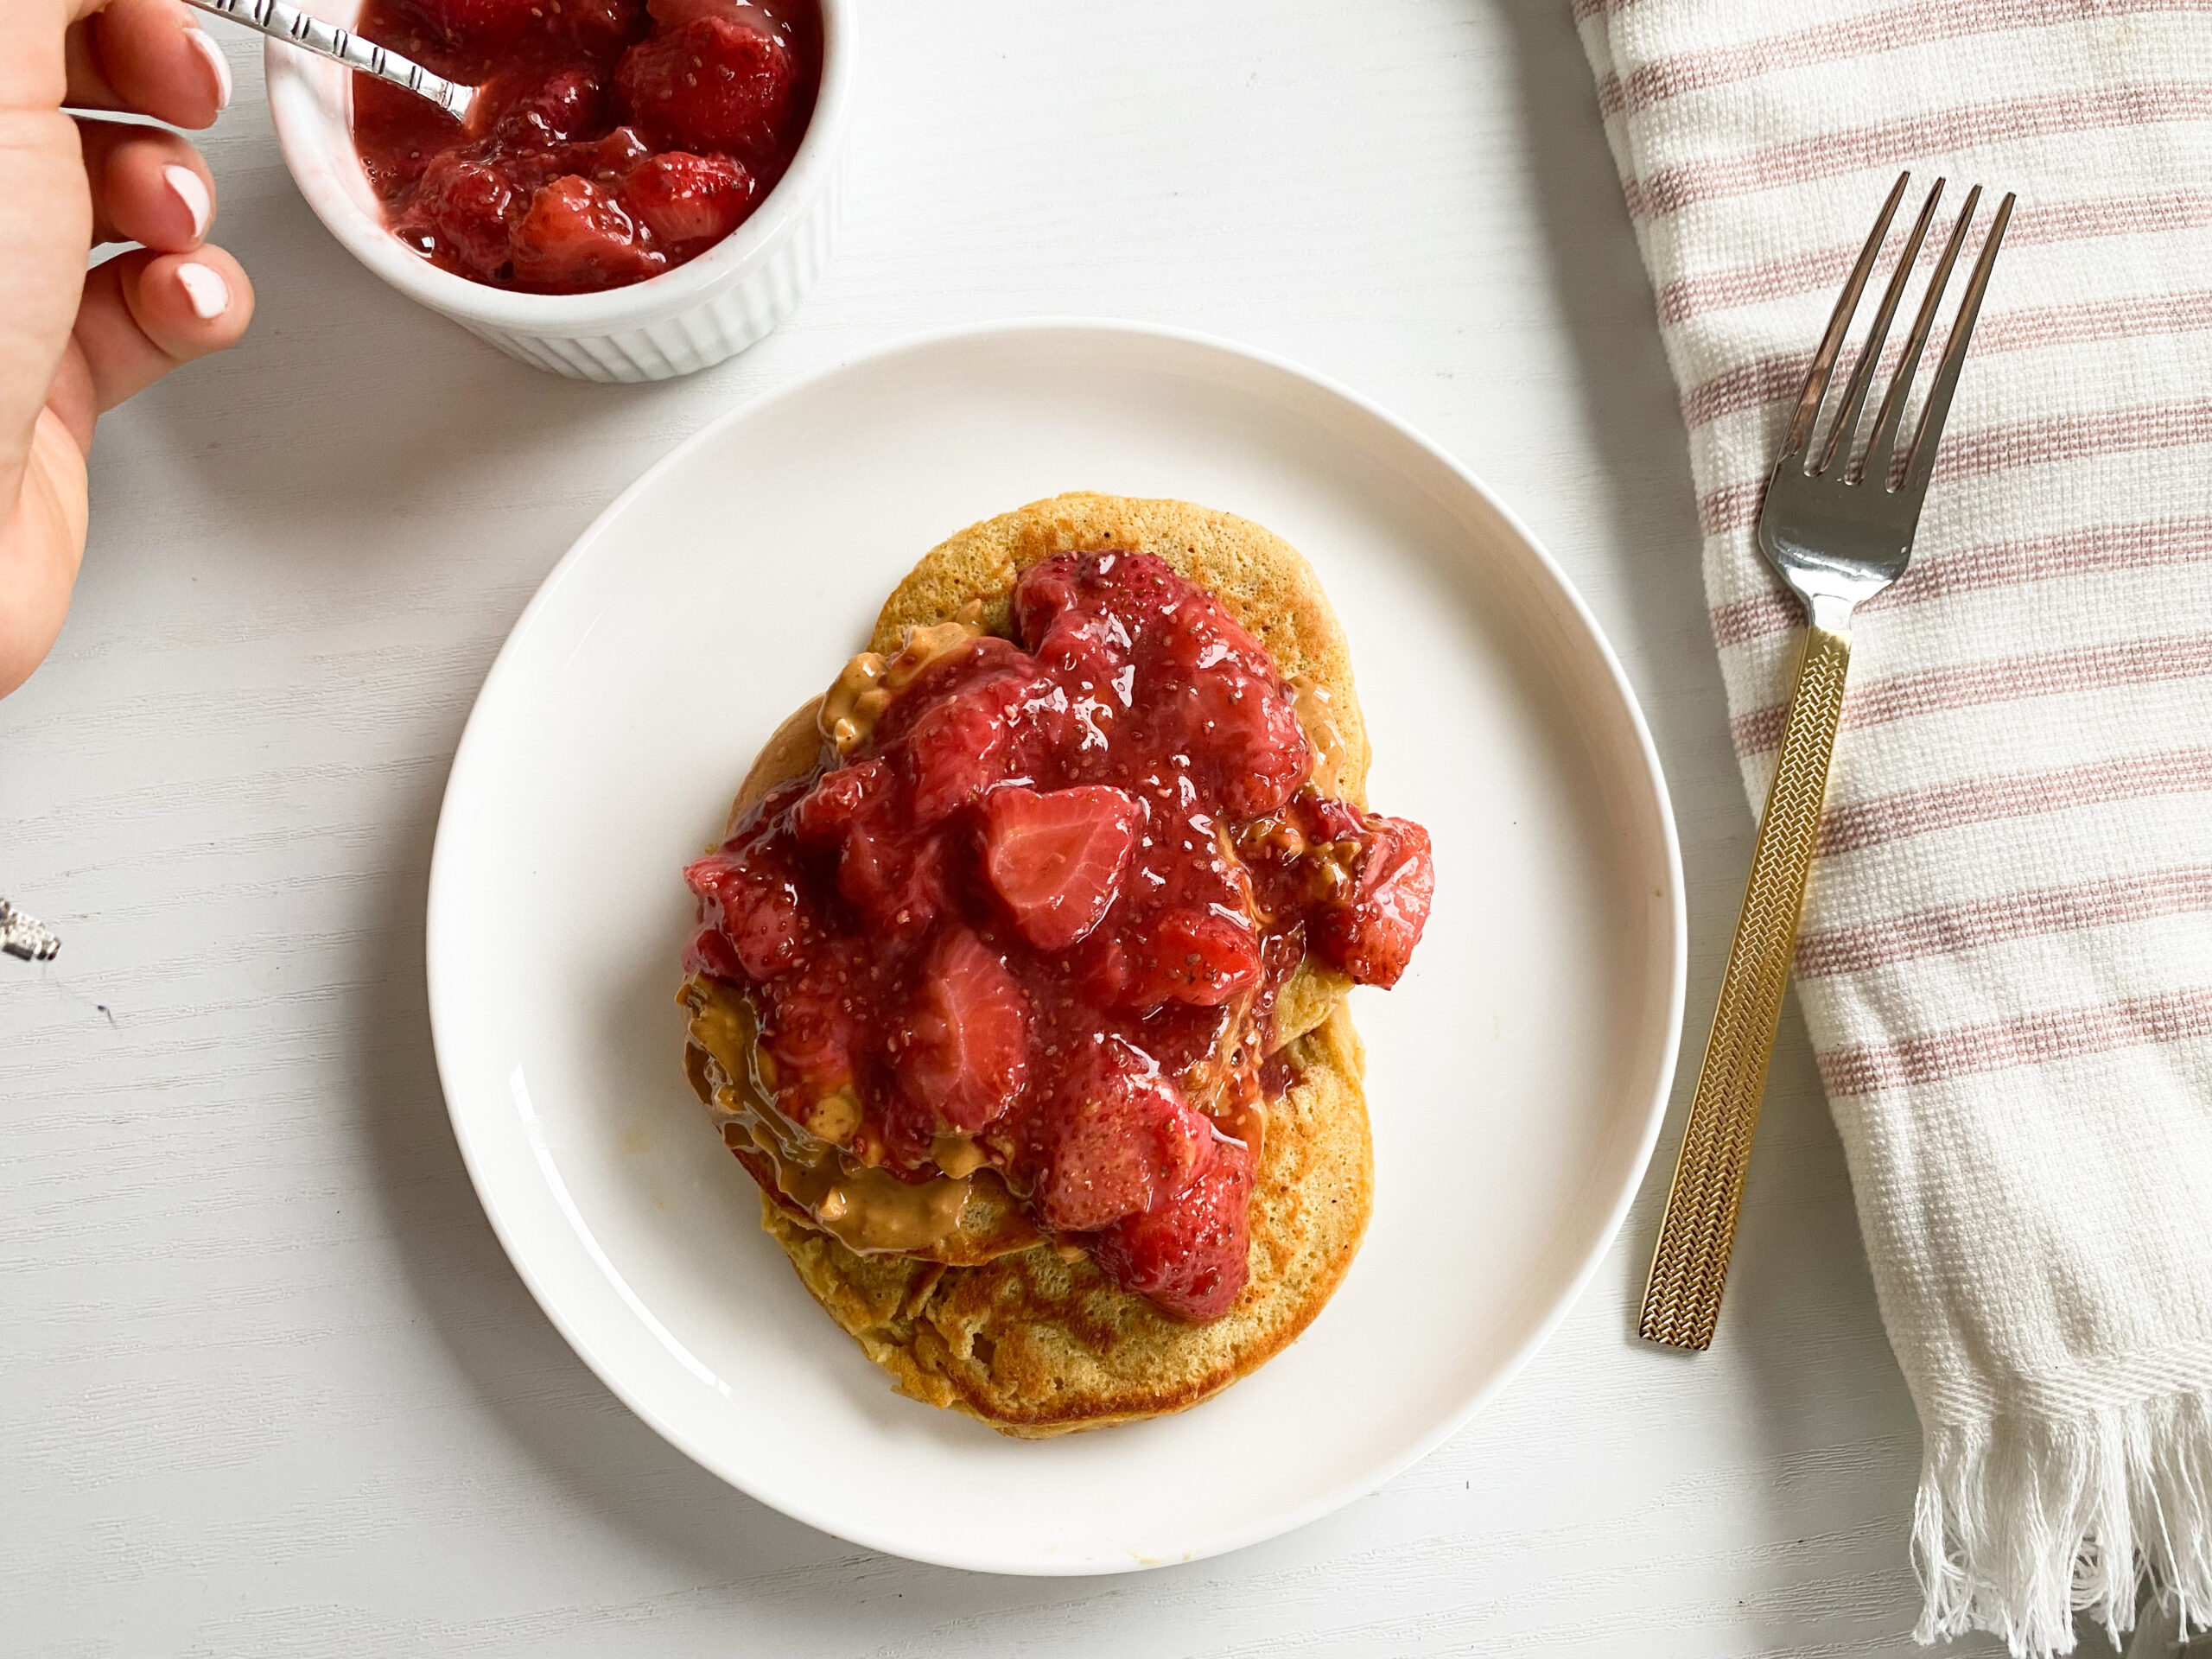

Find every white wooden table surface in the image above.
[0,3,2070,1654]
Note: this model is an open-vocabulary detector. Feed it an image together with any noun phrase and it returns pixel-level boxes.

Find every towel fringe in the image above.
[1915,1389,2212,1656]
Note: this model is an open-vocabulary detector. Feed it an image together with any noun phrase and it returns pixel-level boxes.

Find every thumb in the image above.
[0,0,83,112]
[0,408,90,698]
[0,0,97,505]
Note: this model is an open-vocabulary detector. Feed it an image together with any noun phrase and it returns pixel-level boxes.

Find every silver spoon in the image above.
[182,0,474,123]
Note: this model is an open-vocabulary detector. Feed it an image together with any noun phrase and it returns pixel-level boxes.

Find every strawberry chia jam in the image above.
[351,0,820,295]
[683,552,1435,1321]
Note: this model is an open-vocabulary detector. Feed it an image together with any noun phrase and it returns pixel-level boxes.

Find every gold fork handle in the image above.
[1639,620,1853,1350]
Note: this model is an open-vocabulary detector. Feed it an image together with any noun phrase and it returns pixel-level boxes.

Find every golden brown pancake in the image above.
[765,1004,1368,1437]
[686,493,1381,1434]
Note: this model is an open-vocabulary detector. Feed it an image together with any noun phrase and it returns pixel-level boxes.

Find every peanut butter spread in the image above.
[681,976,976,1255]
[819,613,986,756]
[1289,675,1349,798]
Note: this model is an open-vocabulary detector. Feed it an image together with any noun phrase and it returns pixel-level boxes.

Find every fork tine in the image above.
[1865,184,1981,489]
[1780,170,1912,461]
[1903,190,2016,495]
[1818,179,1944,479]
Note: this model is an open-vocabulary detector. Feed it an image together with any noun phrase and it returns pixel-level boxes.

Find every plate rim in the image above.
[423,315,1688,1575]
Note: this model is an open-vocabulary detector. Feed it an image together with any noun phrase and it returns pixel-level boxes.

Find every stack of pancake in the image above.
[682,493,1381,1435]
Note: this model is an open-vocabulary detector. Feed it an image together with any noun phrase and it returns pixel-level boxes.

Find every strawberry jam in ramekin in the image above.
[352,0,820,295]
[683,552,1436,1322]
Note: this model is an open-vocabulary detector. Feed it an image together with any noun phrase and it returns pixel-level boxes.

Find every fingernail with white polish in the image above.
[177,263,230,321]
[188,27,234,112]
[164,165,212,239]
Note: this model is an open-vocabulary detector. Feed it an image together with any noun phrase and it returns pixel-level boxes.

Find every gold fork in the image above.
[1639,172,2015,1351]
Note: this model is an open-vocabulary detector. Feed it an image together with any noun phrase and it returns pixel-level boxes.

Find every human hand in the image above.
[0,0,254,699]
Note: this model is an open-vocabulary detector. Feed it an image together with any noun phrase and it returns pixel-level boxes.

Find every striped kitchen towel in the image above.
[1574,3,2212,1654]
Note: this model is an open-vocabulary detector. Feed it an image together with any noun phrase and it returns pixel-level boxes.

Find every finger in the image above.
[77,118,213,251]
[61,16,124,110]
[66,0,229,129]
[74,244,254,413]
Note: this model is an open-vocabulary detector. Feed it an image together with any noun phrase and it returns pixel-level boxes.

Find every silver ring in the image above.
[0,898,61,962]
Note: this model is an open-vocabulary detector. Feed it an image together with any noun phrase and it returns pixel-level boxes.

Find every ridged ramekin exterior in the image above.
[454,158,842,383]
[266,0,852,384]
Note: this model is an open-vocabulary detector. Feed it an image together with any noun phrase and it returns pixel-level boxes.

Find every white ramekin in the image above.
[265,0,852,382]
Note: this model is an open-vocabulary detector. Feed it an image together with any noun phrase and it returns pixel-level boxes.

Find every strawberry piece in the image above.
[621,150,756,245]
[1029,599,1133,701]
[394,153,517,278]
[649,0,783,25]
[1300,794,1365,844]
[488,66,606,144]
[760,942,865,1097]
[510,175,664,292]
[394,0,539,50]
[681,921,746,982]
[896,675,1023,825]
[614,15,798,156]
[1313,816,1435,988]
[791,758,889,843]
[1126,906,1262,1007]
[551,0,649,51]
[898,930,1029,1135]
[837,828,946,940]
[1012,548,1178,648]
[551,128,655,185]
[1189,670,1307,818]
[1094,1135,1255,1321]
[982,785,1140,950]
[1008,556,1077,646]
[683,841,810,981]
[1071,931,1131,1006]
[1020,1039,1209,1233]
[790,760,945,938]
[1010,554,1146,738]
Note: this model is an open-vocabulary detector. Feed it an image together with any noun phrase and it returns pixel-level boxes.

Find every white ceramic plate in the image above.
[426,321,1685,1575]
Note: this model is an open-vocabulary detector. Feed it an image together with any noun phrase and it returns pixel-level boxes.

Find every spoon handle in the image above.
[181,0,474,123]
